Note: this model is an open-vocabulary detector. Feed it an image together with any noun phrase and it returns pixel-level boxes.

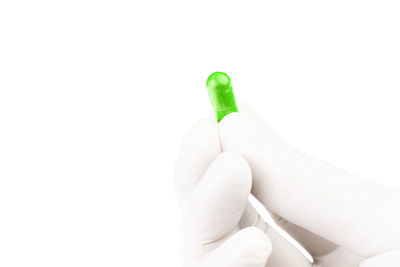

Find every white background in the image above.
[1,0,400,266]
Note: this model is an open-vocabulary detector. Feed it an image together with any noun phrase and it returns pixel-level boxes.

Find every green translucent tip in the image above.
[206,72,238,122]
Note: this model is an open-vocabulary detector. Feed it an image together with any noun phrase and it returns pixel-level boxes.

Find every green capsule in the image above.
[206,72,238,122]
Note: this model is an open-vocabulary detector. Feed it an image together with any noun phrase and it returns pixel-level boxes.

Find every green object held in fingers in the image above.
[206,72,238,122]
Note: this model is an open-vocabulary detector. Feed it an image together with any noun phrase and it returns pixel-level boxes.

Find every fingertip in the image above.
[181,119,219,148]
[184,153,252,243]
[211,152,252,189]
[219,102,262,123]
[174,118,221,204]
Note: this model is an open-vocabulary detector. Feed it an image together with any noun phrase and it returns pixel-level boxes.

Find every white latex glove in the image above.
[174,104,400,267]
[174,120,310,267]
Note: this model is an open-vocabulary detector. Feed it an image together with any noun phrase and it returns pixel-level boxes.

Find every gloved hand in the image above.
[174,104,400,267]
